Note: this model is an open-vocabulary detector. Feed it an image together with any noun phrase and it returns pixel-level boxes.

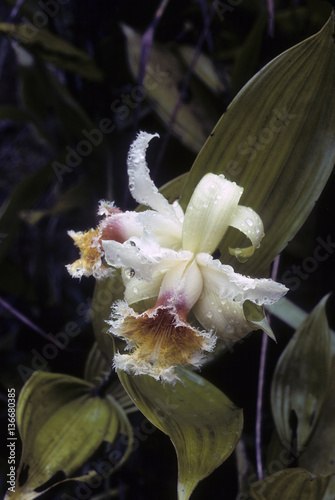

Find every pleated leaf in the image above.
[11,372,130,499]
[298,357,335,500]
[271,295,331,455]
[118,367,243,500]
[179,13,335,277]
[249,468,335,500]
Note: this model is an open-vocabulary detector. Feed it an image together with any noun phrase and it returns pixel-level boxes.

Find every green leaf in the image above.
[118,367,243,500]
[249,468,335,500]
[177,45,227,95]
[179,13,335,277]
[92,272,125,363]
[271,295,331,455]
[298,357,335,499]
[0,23,103,81]
[122,24,220,153]
[231,14,267,96]
[12,371,129,499]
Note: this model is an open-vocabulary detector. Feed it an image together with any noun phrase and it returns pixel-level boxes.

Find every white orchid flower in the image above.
[103,132,288,383]
[66,133,183,279]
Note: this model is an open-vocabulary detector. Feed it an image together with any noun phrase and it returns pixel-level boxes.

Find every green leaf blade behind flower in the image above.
[118,367,243,500]
[179,12,335,277]
[270,294,331,455]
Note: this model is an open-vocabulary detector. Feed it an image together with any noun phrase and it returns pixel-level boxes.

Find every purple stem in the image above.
[153,2,216,174]
[0,296,64,349]
[267,0,275,37]
[255,254,280,479]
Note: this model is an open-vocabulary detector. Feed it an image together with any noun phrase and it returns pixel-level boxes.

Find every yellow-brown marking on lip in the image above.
[115,306,209,374]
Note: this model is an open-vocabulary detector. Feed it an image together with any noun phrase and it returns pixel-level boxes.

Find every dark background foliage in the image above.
[0,0,334,499]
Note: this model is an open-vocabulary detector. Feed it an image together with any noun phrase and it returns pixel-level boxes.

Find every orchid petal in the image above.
[196,253,288,305]
[124,274,163,307]
[157,259,203,316]
[66,229,112,280]
[182,173,243,255]
[99,210,144,243]
[228,205,265,261]
[123,255,195,307]
[128,131,180,220]
[192,287,252,341]
[109,301,216,383]
[103,237,192,283]
[137,210,183,250]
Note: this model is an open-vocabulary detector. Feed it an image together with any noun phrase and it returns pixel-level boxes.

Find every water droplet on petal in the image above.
[206,311,213,319]
[125,268,135,278]
[129,240,136,246]
[246,218,254,227]
[226,324,234,334]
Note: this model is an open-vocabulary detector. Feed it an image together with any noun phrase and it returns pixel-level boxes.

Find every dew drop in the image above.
[246,218,254,227]
[133,286,138,294]
[129,240,136,246]
[125,268,135,278]
[206,311,213,319]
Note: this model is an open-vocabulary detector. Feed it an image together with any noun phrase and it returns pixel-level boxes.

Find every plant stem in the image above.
[255,255,280,479]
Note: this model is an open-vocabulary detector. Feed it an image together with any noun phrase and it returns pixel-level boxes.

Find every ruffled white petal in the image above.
[182,173,243,255]
[97,199,117,216]
[109,300,216,384]
[228,205,265,261]
[127,131,180,220]
[103,235,192,283]
[114,353,179,383]
[196,253,288,305]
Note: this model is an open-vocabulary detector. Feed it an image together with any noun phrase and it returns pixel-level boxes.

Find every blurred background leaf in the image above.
[271,294,331,455]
